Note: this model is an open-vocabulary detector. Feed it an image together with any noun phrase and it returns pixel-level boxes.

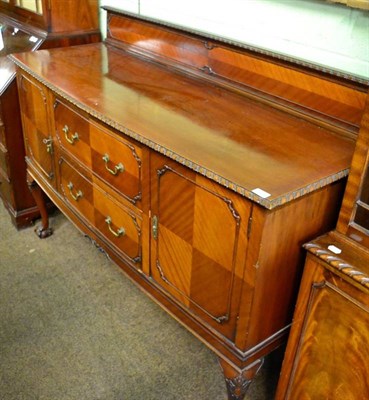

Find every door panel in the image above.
[18,73,54,181]
[287,280,369,399]
[150,153,251,339]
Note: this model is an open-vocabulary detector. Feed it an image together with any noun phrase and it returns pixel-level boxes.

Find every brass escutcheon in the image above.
[152,215,158,240]
[43,137,53,154]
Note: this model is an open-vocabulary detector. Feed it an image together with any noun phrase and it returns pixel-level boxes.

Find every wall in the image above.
[99,0,369,81]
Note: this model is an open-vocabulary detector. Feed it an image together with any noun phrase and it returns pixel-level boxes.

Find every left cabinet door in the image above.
[17,72,55,183]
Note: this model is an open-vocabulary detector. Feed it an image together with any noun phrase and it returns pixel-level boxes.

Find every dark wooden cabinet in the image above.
[276,101,369,398]
[11,8,369,400]
[0,0,100,228]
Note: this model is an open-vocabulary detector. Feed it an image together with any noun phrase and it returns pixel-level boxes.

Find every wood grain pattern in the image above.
[150,153,251,340]
[106,10,367,130]
[10,43,355,209]
[55,99,92,167]
[237,181,345,352]
[0,0,99,33]
[55,98,143,206]
[276,249,369,400]
[59,156,142,267]
[93,186,142,265]
[289,280,369,399]
[17,73,54,182]
[59,157,95,224]
[90,122,142,205]
[48,0,99,33]
[337,96,369,248]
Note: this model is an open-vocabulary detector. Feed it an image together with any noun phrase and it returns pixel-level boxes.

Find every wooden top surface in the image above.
[11,43,355,209]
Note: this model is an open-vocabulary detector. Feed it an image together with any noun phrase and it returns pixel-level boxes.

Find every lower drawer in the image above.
[60,158,95,224]
[93,188,142,265]
[59,158,142,266]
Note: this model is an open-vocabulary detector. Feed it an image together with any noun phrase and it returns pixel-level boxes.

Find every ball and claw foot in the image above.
[34,226,53,239]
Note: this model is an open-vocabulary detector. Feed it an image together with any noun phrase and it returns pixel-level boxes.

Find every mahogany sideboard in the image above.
[276,98,369,399]
[0,0,100,228]
[11,8,369,399]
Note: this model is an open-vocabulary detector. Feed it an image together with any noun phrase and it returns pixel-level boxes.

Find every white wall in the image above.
[100,0,369,80]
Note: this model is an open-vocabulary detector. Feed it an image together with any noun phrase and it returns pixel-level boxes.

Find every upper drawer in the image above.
[90,122,142,205]
[55,100,92,167]
[55,99,143,206]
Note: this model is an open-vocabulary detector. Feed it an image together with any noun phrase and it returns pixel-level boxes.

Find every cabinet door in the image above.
[150,154,251,339]
[17,73,54,182]
[284,259,369,399]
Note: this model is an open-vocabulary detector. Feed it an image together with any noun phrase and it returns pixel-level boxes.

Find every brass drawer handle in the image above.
[102,154,124,176]
[67,182,83,201]
[105,216,126,238]
[63,125,79,145]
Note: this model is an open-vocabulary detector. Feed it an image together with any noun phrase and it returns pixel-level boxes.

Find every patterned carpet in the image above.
[0,203,280,399]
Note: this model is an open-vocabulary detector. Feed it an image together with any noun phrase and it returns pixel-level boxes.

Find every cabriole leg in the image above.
[27,172,53,239]
[219,358,264,400]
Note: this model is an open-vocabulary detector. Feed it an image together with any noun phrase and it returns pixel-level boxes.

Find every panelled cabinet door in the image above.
[17,73,54,182]
[150,153,251,340]
[285,267,369,399]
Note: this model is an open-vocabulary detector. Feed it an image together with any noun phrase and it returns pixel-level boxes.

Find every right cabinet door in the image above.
[17,73,54,182]
[150,153,251,340]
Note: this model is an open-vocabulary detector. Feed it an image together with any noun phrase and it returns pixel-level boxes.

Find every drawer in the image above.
[59,158,95,224]
[0,145,10,179]
[93,185,142,265]
[55,100,92,167]
[90,122,142,205]
[55,99,142,205]
[59,157,142,266]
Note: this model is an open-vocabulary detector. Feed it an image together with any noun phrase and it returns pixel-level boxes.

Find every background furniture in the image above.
[11,8,369,399]
[0,0,100,228]
[275,100,369,398]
